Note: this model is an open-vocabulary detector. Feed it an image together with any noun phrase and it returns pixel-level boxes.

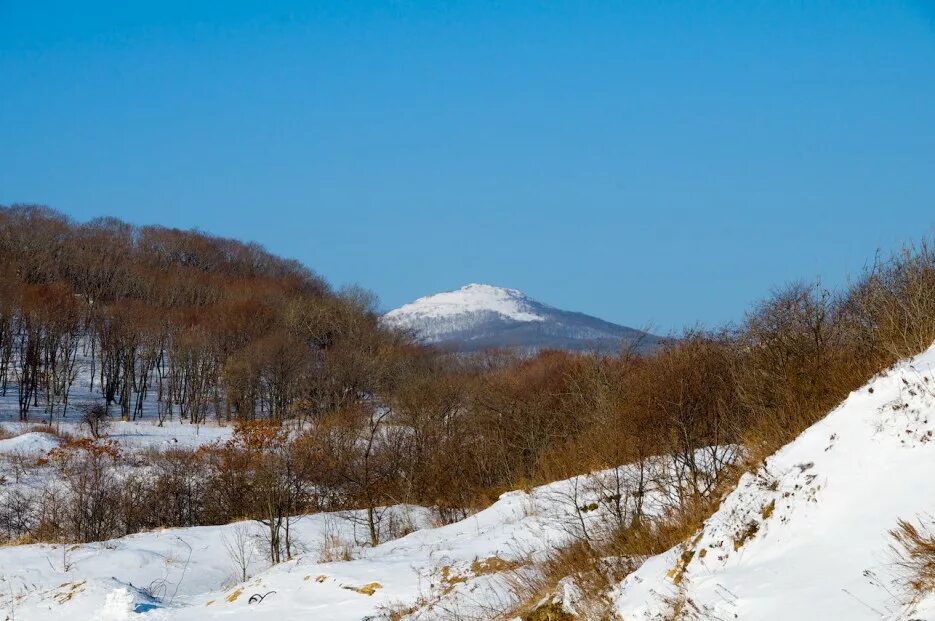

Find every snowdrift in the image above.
[0,431,61,456]
[614,344,935,620]
[0,455,694,620]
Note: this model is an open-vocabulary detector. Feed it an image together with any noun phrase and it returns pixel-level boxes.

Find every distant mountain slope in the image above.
[382,283,657,354]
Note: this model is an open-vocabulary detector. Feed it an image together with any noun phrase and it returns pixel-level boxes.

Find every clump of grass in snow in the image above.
[890,516,935,599]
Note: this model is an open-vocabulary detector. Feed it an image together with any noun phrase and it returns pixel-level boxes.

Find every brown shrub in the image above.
[730,280,885,465]
[847,240,935,363]
[890,517,935,599]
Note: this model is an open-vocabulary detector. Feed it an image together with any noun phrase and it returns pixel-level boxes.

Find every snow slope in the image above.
[0,431,61,456]
[614,344,935,620]
[383,283,656,354]
[0,506,434,621]
[0,457,699,620]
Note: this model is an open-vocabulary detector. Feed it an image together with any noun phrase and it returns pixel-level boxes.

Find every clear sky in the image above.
[2,1,934,332]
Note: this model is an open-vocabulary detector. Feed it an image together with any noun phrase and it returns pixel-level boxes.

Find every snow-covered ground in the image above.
[0,419,233,453]
[0,346,235,452]
[0,505,434,621]
[0,431,61,456]
[0,456,692,620]
[3,338,934,619]
[613,344,935,620]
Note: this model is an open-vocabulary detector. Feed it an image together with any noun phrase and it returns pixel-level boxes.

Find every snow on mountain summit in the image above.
[383,284,657,353]
[384,283,546,326]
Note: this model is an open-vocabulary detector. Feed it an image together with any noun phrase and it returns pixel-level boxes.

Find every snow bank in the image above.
[613,344,935,620]
[103,420,233,451]
[0,431,61,455]
[0,505,435,621]
[0,455,697,620]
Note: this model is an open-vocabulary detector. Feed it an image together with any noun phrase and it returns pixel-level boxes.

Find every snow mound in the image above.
[0,431,61,455]
[383,283,546,327]
[94,587,163,620]
[0,454,711,620]
[613,343,935,621]
[0,506,435,621]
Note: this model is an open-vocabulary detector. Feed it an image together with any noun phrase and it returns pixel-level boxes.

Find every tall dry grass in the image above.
[891,517,935,600]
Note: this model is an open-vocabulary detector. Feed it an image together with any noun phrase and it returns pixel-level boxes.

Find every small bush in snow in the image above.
[80,402,110,440]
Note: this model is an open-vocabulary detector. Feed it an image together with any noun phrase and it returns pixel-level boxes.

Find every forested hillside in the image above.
[0,204,406,424]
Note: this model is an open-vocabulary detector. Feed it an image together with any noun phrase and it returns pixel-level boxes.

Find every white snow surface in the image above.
[1,419,233,452]
[0,345,235,452]
[613,343,935,621]
[0,431,62,456]
[0,506,435,621]
[383,283,546,329]
[0,456,697,621]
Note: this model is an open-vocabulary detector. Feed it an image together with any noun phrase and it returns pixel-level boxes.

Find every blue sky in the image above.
[2,1,934,332]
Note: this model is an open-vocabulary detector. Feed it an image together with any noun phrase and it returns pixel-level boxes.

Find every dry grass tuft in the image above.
[342,581,382,596]
[890,517,935,599]
[732,521,759,551]
[521,599,576,621]
[760,500,775,520]
[471,556,522,576]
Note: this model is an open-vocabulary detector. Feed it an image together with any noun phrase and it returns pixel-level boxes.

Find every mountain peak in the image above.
[383,285,656,354]
[383,283,546,326]
[458,283,524,296]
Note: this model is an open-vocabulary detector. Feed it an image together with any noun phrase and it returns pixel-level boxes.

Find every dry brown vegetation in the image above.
[3,205,935,616]
[0,205,397,425]
[890,516,935,600]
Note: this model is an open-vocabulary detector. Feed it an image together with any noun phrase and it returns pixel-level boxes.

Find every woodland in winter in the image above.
[0,205,933,619]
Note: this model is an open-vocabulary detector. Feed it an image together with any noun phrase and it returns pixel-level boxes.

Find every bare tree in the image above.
[222,523,257,583]
[81,402,110,440]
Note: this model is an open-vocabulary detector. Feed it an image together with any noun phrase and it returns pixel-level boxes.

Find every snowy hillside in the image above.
[383,283,656,354]
[613,343,935,620]
[3,314,934,619]
[3,347,933,620]
[0,456,701,620]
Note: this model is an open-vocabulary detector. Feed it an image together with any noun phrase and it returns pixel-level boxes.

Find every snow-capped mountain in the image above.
[382,283,657,354]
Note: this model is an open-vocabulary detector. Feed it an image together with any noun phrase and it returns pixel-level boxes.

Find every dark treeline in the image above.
[2,204,935,566]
